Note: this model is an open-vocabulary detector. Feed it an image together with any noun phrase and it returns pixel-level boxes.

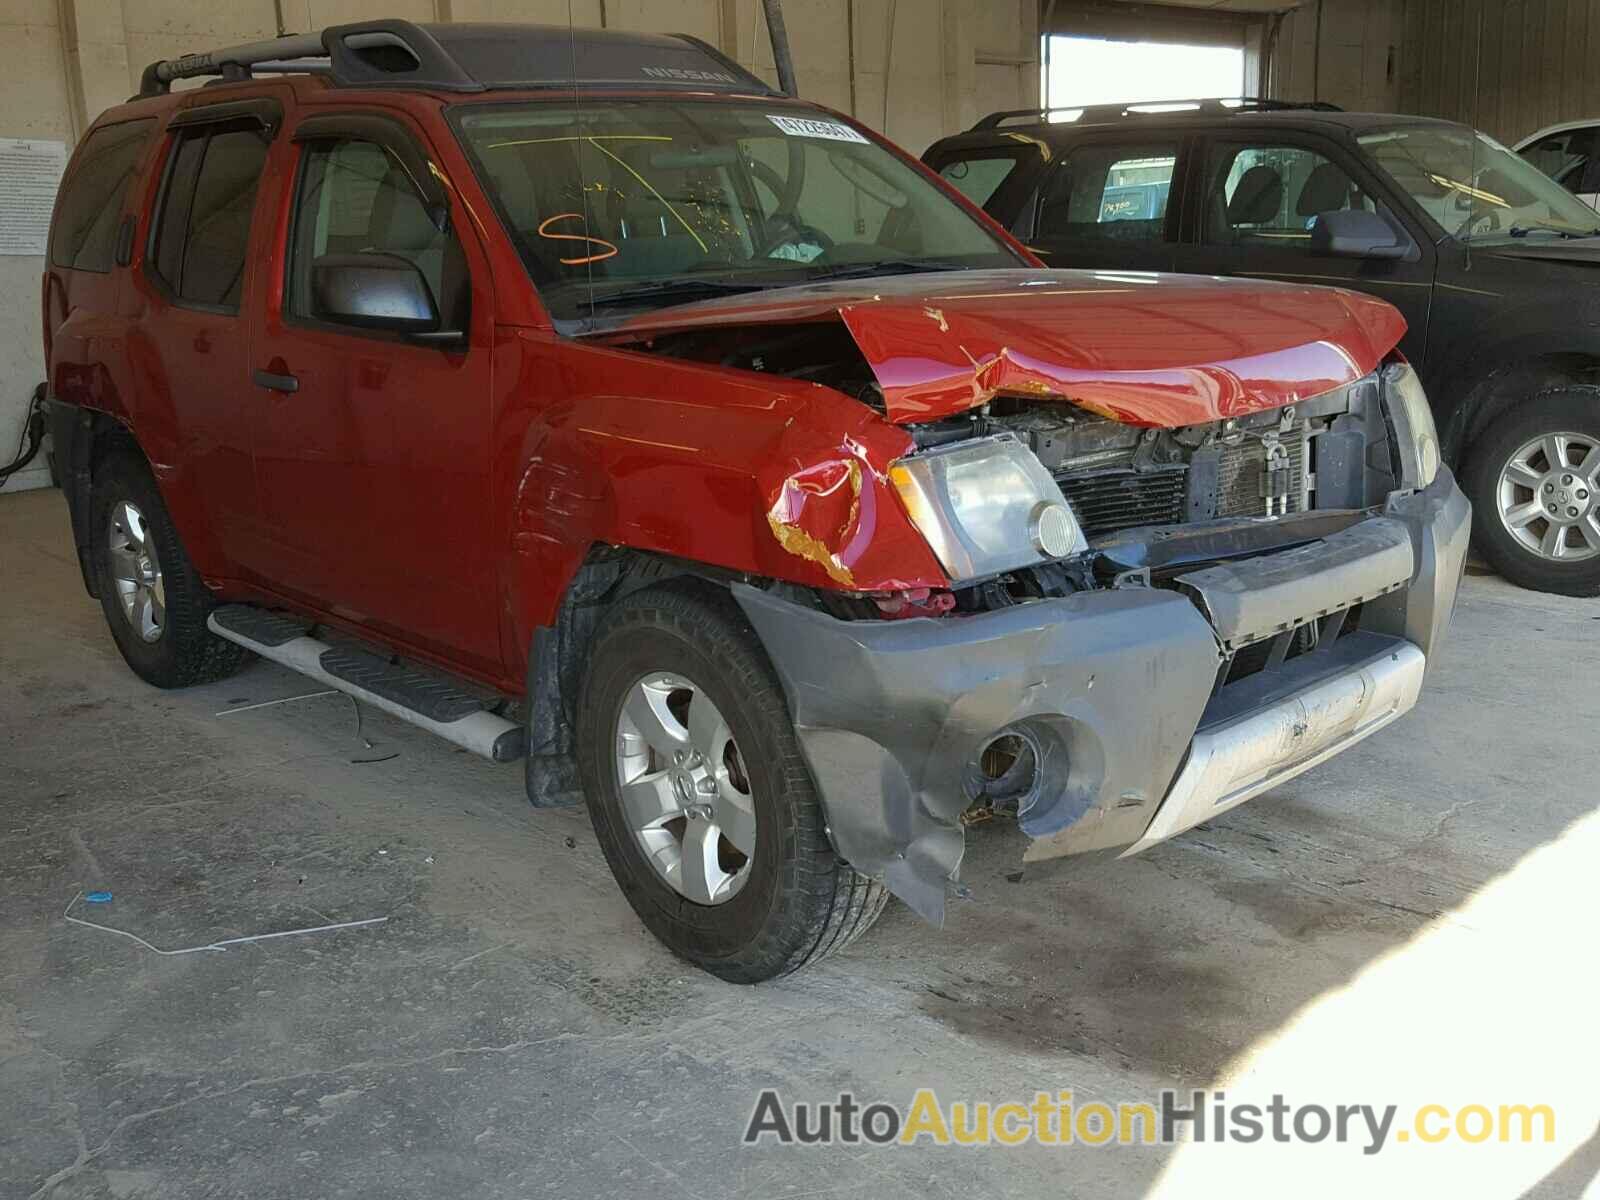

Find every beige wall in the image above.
[0,0,1036,491]
[1269,0,1600,144]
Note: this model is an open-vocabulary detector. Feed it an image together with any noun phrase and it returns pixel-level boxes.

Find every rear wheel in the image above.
[1463,387,1600,596]
[88,449,251,687]
[576,584,887,983]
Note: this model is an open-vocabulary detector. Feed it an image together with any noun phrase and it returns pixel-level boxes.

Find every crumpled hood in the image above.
[617,268,1407,427]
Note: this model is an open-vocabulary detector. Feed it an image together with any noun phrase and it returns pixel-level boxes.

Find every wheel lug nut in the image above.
[1548,504,1559,514]
[1545,483,1555,494]
[1563,474,1574,485]
[1569,507,1580,517]
[696,777,716,795]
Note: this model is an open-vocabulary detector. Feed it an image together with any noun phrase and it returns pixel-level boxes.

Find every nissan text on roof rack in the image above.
[927,97,1600,597]
[44,21,1467,981]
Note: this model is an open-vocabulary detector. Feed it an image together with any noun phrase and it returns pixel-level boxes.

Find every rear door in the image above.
[248,109,501,675]
[138,100,279,575]
[1169,129,1436,361]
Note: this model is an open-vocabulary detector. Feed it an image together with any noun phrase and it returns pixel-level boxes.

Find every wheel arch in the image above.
[47,400,148,598]
[1438,348,1600,465]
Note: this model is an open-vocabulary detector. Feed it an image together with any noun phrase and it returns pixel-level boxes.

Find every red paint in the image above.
[43,75,1408,698]
[616,269,1410,428]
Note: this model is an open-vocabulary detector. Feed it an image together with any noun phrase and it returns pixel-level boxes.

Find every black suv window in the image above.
[150,123,270,311]
[49,119,155,273]
[1202,142,1372,248]
[937,152,1030,211]
[286,137,467,331]
[1034,141,1178,245]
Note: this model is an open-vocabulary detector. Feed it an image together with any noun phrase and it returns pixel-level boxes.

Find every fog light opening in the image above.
[973,729,1039,805]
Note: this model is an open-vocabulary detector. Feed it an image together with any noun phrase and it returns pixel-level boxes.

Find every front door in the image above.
[1169,132,1437,362]
[249,114,500,675]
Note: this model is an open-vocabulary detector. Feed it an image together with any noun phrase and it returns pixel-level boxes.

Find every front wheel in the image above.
[576,584,886,983]
[1463,387,1600,596]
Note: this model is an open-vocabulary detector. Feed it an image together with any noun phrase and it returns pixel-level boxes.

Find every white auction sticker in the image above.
[766,115,870,144]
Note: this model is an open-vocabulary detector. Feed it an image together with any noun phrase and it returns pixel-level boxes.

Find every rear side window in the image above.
[1035,142,1178,245]
[149,123,270,311]
[49,119,155,273]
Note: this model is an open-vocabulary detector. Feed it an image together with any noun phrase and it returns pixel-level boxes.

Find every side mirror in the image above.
[311,252,457,339]
[1310,210,1408,260]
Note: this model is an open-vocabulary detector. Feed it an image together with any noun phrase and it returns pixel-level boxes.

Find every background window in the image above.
[1204,143,1370,246]
[150,124,269,310]
[288,138,467,330]
[1035,142,1177,243]
[938,154,1028,210]
[1519,128,1597,196]
[49,120,154,273]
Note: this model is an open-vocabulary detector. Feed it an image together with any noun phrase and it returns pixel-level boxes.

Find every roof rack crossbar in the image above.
[972,97,1343,131]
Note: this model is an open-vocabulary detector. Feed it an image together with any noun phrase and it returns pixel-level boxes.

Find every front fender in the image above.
[495,329,947,660]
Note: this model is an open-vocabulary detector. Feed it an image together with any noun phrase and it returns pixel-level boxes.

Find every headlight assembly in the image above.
[889,434,1086,582]
[1382,362,1440,489]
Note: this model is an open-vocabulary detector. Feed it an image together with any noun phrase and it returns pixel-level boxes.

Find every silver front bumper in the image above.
[735,467,1471,924]
[1116,640,1426,857]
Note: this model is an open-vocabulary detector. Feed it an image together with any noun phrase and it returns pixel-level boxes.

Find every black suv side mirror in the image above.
[1309,210,1408,260]
[311,252,460,340]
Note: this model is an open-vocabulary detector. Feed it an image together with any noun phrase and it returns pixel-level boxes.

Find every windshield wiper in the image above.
[582,278,774,309]
[816,258,967,281]
[1507,224,1600,240]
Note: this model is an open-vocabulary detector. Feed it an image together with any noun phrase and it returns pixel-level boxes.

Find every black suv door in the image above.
[1168,128,1436,362]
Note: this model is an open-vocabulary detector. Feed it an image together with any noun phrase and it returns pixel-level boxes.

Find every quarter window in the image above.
[49,119,155,272]
[938,153,1028,210]
[1035,142,1178,244]
[286,138,468,331]
[1203,143,1372,247]
[149,123,270,310]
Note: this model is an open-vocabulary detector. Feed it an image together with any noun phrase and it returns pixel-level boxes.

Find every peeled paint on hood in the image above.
[617,268,1409,428]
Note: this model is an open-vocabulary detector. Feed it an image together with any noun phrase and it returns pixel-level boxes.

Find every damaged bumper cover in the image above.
[733,468,1470,924]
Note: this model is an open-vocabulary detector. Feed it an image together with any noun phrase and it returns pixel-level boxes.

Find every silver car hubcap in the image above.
[108,500,165,642]
[1497,431,1600,562]
[615,673,756,905]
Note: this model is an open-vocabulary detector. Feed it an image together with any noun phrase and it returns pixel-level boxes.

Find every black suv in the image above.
[927,99,1600,595]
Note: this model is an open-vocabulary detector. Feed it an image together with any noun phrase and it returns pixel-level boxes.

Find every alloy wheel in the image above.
[107,500,166,643]
[1496,431,1600,562]
[614,672,757,905]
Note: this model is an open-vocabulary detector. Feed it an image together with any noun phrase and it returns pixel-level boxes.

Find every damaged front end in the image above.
[731,363,1469,924]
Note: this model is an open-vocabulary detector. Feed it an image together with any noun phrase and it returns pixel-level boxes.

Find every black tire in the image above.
[88,448,252,687]
[1462,387,1600,596]
[576,583,887,983]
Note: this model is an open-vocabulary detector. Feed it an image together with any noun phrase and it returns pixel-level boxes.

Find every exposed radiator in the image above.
[1214,429,1309,518]
[1057,466,1188,537]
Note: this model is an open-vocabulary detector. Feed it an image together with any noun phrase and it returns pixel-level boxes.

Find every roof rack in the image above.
[972,97,1343,131]
[138,19,776,99]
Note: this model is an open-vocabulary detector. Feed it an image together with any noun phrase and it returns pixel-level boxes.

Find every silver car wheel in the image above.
[1496,431,1600,562]
[108,500,166,643]
[614,672,757,905]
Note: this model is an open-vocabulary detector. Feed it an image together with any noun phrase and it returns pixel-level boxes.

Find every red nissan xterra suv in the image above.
[44,20,1469,982]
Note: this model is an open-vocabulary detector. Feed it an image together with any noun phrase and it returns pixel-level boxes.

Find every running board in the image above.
[207,605,525,763]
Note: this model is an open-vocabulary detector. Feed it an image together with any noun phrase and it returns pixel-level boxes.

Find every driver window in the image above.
[288,137,468,329]
[1203,143,1372,247]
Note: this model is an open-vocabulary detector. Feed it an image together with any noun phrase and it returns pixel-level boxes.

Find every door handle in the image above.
[253,367,299,394]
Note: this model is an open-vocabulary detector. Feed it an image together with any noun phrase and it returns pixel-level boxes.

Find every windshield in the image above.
[453,100,1020,330]
[1358,123,1600,243]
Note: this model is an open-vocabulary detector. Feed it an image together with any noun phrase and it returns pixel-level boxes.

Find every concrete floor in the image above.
[2,485,1597,1200]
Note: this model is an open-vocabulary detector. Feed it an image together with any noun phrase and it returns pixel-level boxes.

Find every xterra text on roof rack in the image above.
[45,22,1467,981]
